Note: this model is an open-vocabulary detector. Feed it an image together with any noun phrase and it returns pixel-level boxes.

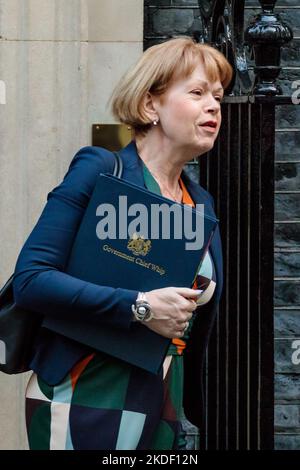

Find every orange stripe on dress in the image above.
[171,177,196,355]
[172,338,186,355]
[70,353,95,390]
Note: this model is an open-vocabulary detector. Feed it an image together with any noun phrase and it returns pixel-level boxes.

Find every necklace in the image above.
[161,184,182,203]
[153,176,183,203]
[141,160,183,203]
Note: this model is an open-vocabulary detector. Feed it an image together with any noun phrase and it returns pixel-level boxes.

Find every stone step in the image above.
[275,404,300,432]
[275,338,300,373]
[275,252,300,276]
[276,374,300,402]
[276,132,300,160]
[276,106,300,129]
[274,280,300,306]
[275,194,300,221]
[275,310,300,337]
[275,162,300,191]
[275,433,300,451]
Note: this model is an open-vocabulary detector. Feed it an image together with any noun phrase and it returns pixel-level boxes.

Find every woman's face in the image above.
[153,62,223,156]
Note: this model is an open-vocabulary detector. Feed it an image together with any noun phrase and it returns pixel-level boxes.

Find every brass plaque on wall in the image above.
[92,124,132,150]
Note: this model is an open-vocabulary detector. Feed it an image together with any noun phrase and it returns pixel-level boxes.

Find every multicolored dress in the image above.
[25,170,216,450]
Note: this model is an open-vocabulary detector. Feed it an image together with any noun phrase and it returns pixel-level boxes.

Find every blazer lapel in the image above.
[118,140,146,188]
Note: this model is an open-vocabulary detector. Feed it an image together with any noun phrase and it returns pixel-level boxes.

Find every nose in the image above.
[204,94,221,114]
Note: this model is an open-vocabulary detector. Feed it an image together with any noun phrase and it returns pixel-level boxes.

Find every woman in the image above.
[13,37,232,450]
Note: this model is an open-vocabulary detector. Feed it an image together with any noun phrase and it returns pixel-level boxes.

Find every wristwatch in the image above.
[131,292,153,322]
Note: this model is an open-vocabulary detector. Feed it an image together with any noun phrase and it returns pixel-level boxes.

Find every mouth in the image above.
[199,121,218,133]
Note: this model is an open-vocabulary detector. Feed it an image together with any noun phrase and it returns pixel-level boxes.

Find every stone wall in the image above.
[145,0,300,450]
[0,0,143,450]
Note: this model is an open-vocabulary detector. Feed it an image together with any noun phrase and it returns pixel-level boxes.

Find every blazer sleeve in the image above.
[12,146,139,330]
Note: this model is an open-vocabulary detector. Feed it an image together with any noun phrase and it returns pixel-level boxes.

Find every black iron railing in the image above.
[197,0,293,450]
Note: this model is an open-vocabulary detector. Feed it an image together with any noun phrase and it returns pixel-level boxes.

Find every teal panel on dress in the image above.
[116,410,146,450]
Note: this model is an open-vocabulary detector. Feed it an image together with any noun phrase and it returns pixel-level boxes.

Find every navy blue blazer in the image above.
[12,140,223,428]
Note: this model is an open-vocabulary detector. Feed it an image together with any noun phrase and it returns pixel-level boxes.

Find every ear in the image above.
[141,92,160,122]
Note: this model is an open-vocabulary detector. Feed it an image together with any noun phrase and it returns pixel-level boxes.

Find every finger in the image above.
[174,330,185,338]
[188,300,197,311]
[176,313,193,327]
[175,322,188,335]
[178,315,191,326]
[177,320,189,328]
[175,287,203,298]
[181,298,197,312]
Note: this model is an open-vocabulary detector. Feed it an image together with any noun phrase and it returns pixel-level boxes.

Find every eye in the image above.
[191,90,202,96]
[215,96,223,103]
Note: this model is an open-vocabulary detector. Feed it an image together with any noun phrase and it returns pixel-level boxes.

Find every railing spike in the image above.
[245,0,293,95]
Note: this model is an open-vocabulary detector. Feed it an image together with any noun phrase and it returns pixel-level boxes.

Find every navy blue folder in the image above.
[43,174,218,374]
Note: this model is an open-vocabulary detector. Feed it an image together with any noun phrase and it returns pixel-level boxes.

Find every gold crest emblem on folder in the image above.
[127,233,151,256]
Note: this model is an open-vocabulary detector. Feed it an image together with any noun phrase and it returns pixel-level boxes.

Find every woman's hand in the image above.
[142,287,201,339]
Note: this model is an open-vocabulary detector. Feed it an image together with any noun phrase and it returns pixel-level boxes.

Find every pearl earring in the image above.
[153,119,159,126]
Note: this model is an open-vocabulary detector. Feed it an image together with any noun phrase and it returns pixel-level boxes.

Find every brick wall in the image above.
[272,0,300,450]
[144,0,300,450]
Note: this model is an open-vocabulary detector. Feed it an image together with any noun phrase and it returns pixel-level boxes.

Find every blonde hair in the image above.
[110,36,233,136]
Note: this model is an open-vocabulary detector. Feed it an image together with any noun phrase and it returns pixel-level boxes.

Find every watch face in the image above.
[138,305,149,317]
[137,302,151,321]
[138,306,147,315]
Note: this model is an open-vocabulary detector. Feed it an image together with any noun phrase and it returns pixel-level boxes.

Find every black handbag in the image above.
[0,151,123,374]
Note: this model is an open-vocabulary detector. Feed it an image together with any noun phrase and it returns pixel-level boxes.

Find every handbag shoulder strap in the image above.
[0,273,14,302]
[4,150,123,289]
[112,151,123,179]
